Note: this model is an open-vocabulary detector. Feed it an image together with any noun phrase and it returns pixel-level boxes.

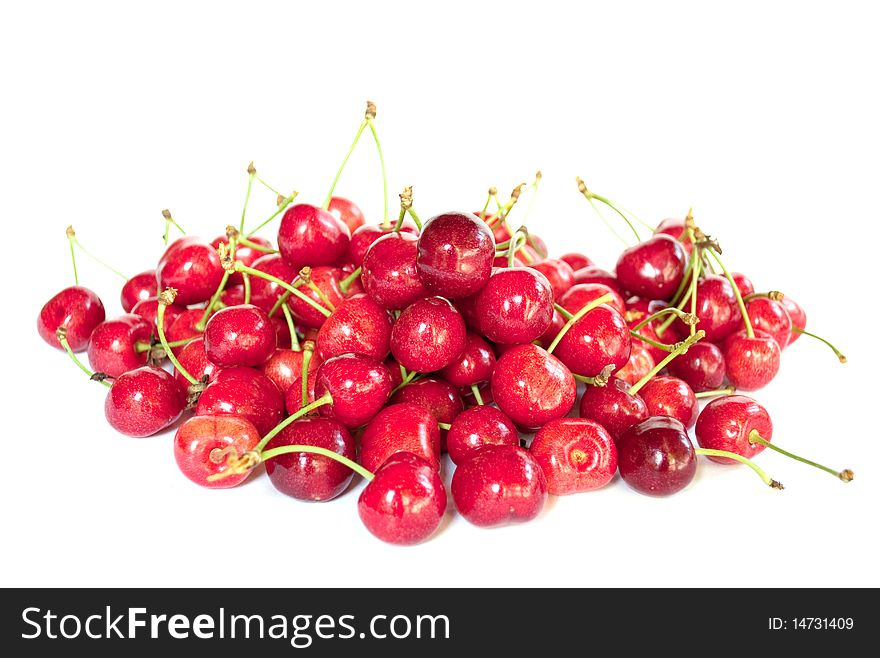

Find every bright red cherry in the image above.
[120,270,157,313]
[174,336,218,386]
[695,395,772,464]
[446,405,518,465]
[390,297,466,372]
[579,377,649,441]
[559,252,594,271]
[347,222,417,267]
[559,283,626,317]
[195,366,284,436]
[210,234,272,286]
[530,418,617,495]
[723,329,781,391]
[174,415,261,488]
[361,232,427,309]
[285,266,346,329]
[666,341,726,392]
[38,286,106,352]
[360,402,441,473]
[390,378,464,432]
[638,376,698,428]
[247,254,297,313]
[474,267,554,344]
[536,308,566,349]
[780,297,807,343]
[572,266,625,297]
[653,217,688,248]
[278,203,350,270]
[164,308,206,356]
[416,211,496,298]
[156,237,224,305]
[327,196,366,233]
[679,274,742,342]
[204,304,276,367]
[358,452,446,545]
[313,353,392,428]
[316,293,393,362]
[617,416,696,496]
[529,258,576,300]
[452,445,548,527]
[746,297,792,349]
[265,417,356,501]
[615,235,687,300]
[260,348,320,395]
[439,332,496,387]
[105,366,186,437]
[613,344,655,385]
[552,305,631,378]
[87,314,151,378]
[131,296,184,337]
[491,343,576,430]
[731,272,755,298]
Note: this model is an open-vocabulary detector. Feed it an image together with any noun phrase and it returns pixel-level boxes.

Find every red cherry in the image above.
[174,415,261,488]
[780,297,807,343]
[278,203,350,270]
[462,382,493,407]
[38,286,106,352]
[327,196,366,233]
[347,222,417,267]
[474,267,554,344]
[265,417,356,501]
[530,418,617,495]
[491,343,576,430]
[746,297,792,349]
[731,272,755,298]
[361,232,427,309]
[219,285,246,307]
[623,297,670,363]
[439,332,496,387]
[552,305,631,378]
[120,270,157,313]
[131,296,184,337]
[164,308,206,356]
[666,341,726,392]
[287,266,346,329]
[360,402,441,473]
[247,254,297,312]
[560,282,626,317]
[390,297,466,372]
[492,253,525,268]
[723,329,781,391]
[695,395,772,464]
[313,353,392,428]
[654,218,693,254]
[638,376,698,428]
[87,314,151,378]
[210,235,272,286]
[615,235,687,300]
[617,416,696,496]
[204,304,276,367]
[613,344,655,385]
[572,266,625,297]
[416,211,495,298]
[579,377,649,441]
[680,274,743,342]
[536,308,566,349]
[358,452,446,545]
[174,336,218,386]
[105,366,186,437]
[316,293,393,362]
[560,252,594,271]
[446,405,518,465]
[156,237,224,305]
[284,368,318,412]
[452,445,548,527]
[195,367,284,436]
[390,378,464,432]
[260,348,320,396]
[529,258,576,300]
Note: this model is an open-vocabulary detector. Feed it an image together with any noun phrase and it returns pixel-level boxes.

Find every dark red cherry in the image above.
[536,307,566,349]
[360,402,441,473]
[452,445,548,527]
[220,285,246,307]
[679,274,743,342]
[462,382,493,407]
[559,282,626,316]
[260,348,320,396]
[316,293,393,362]
[87,314,151,378]
[654,218,692,254]
[491,343,576,430]
[780,297,806,343]
[579,377,649,441]
[358,452,446,545]
[623,296,670,363]
[440,332,496,387]
[695,395,772,464]
[638,376,698,428]
[666,341,726,392]
[174,415,261,488]
[105,365,186,437]
[210,234,272,286]
[474,267,554,344]
[327,196,366,233]
[572,266,625,297]
[529,258,576,300]
[285,265,345,329]
[38,286,106,352]
[617,416,696,496]
[613,344,655,386]
[552,305,631,378]
[265,416,356,501]
[278,203,350,270]
[390,378,464,435]
[560,252,594,271]
[204,304,276,367]
[361,232,427,309]
[195,367,284,436]
[746,297,792,349]
[174,336,218,386]
[731,272,755,298]
[446,405,518,465]
[530,418,617,495]
[156,237,224,305]
[247,254,297,313]
[120,270,157,313]
[284,367,318,412]
[131,296,184,337]
[390,297,466,372]
[416,211,495,298]
[615,235,687,300]
[723,329,781,391]
[313,353,392,428]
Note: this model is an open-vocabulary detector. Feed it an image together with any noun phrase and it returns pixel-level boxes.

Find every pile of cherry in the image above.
[37,107,852,545]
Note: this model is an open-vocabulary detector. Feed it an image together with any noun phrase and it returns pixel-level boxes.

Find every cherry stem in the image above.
[56,328,112,388]
[438,422,452,431]
[339,267,361,294]
[668,252,697,308]
[300,267,335,311]
[589,193,643,242]
[281,302,299,352]
[323,119,367,210]
[239,163,256,233]
[695,448,783,489]
[520,171,543,228]
[256,392,333,452]
[744,291,785,302]
[134,338,192,354]
[255,176,281,197]
[196,269,231,332]
[791,327,847,364]
[470,384,484,406]
[66,226,128,282]
[234,263,331,318]
[237,236,277,254]
[390,369,418,396]
[576,177,639,244]
[242,272,252,305]
[706,247,754,338]
[628,330,705,396]
[629,330,676,353]
[694,385,737,399]
[67,227,79,285]
[479,189,494,222]
[245,191,298,237]
[630,307,696,333]
[687,242,702,336]
[505,227,529,269]
[367,119,389,226]
[573,364,615,387]
[407,207,423,232]
[259,444,374,482]
[268,286,295,318]
[161,209,186,246]
[748,431,853,482]
[547,293,616,354]
[157,290,200,386]
[553,303,575,322]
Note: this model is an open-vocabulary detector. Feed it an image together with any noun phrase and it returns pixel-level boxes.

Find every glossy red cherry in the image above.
[174,415,261,488]
[164,308,205,355]
[316,293,393,362]
[446,405,518,465]
[416,211,495,298]
[390,378,464,433]
[723,329,781,391]
[638,376,698,428]
[174,336,217,386]
[491,343,576,430]
[552,305,631,378]
[360,402,441,473]
[260,348,320,396]
[731,272,755,298]
[327,196,366,233]
[559,252,594,271]
[452,445,548,527]
[247,254,297,312]
[579,377,649,441]
[204,304,276,367]
[572,266,625,297]
[313,353,392,428]
[131,296,184,337]
[105,365,186,437]
[120,270,157,313]
[666,341,726,392]
[347,222,417,267]
[474,267,554,344]
[390,297,466,372]
[87,314,151,378]
[439,332,496,387]
[210,234,272,286]
[559,283,626,317]
[195,367,284,436]
[358,452,446,545]
[613,344,655,385]
[695,395,772,464]
[278,203,350,270]
[654,218,688,251]
[284,368,318,412]
[285,266,346,329]
[746,297,792,349]
[679,274,742,342]
[361,232,427,309]
[530,418,617,495]
[265,417,356,501]
[617,416,696,496]
[780,297,807,342]
[529,258,576,300]
[536,308,566,349]
[38,286,106,352]
[156,237,224,305]
[615,235,686,300]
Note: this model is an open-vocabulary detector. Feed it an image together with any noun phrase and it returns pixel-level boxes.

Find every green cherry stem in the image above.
[234,263,331,318]
[470,384,484,406]
[520,171,543,228]
[196,240,236,332]
[705,247,754,338]
[157,289,199,386]
[300,340,314,407]
[479,188,495,222]
[281,303,300,352]
[505,227,529,269]
[688,242,702,336]
[56,327,112,388]
[255,176,282,197]
[553,303,575,322]
[629,307,696,333]
[339,267,362,294]
[256,392,334,452]
[323,101,378,211]
[667,250,697,308]
[237,236,278,254]
[576,177,640,244]
[67,226,79,285]
[791,327,848,363]
[748,430,853,482]
[628,330,706,396]
[245,191,298,238]
[694,448,783,489]
[242,272,252,304]
[390,369,418,396]
[66,226,128,281]
[694,385,737,399]
[573,364,615,387]
[744,291,785,303]
[134,337,192,354]
[367,117,389,227]
[161,209,185,245]
[407,207,423,232]
[628,330,677,353]
[547,293,616,354]
[438,422,452,431]
[299,267,336,311]
[261,444,374,481]
[239,162,256,233]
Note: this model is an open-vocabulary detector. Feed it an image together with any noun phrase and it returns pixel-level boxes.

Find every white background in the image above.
[2,1,878,588]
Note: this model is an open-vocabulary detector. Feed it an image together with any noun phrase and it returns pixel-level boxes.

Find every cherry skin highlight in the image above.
[446,405,518,465]
[695,394,773,464]
[560,283,626,317]
[195,367,284,436]
[361,231,427,309]
[530,418,618,495]
[416,211,495,298]
[120,270,157,313]
[731,272,755,299]
[666,341,726,392]
[174,415,261,488]
[327,196,366,233]
[313,353,392,428]
[204,304,276,368]
[746,297,792,349]
[359,402,442,473]
[579,377,649,441]
[87,314,152,378]
[440,332,496,387]
[316,293,393,362]
[723,329,781,391]
[617,416,697,497]
[474,267,554,344]
[105,366,186,437]
[390,296,466,372]
[638,376,699,428]
[38,286,106,352]
[552,304,631,378]
[174,336,218,386]
[530,258,576,300]
[278,203,350,270]
[614,235,687,300]
[156,237,224,305]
